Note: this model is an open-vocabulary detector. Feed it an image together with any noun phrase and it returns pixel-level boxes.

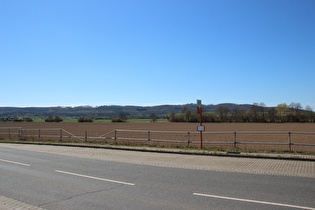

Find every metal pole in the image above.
[114,130,117,143]
[85,131,87,142]
[8,128,10,139]
[234,132,237,149]
[188,132,190,147]
[60,129,62,141]
[200,107,203,149]
[38,129,40,140]
[148,131,151,145]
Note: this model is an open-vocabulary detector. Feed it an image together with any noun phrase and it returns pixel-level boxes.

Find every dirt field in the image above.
[1,122,315,152]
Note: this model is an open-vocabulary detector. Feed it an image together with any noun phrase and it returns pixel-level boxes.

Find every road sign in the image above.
[197,99,204,149]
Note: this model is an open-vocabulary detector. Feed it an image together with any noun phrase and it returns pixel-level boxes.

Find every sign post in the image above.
[197,100,204,149]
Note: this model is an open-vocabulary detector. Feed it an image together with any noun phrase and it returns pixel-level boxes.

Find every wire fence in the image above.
[1,127,315,152]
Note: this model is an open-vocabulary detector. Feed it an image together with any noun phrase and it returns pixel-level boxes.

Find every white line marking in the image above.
[0,158,30,167]
[55,170,135,186]
[193,193,315,210]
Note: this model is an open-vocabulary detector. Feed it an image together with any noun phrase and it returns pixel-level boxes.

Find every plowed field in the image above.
[1,122,315,152]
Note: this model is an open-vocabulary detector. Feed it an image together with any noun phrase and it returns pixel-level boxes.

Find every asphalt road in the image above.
[1,144,315,210]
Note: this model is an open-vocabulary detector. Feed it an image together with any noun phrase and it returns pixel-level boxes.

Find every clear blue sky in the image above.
[1,0,315,110]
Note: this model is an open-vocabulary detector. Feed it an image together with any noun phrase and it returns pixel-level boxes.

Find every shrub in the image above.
[13,118,24,122]
[78,116,93,122]
[112,118,125,122]
[25,118,33,122]
[45,116,63,122]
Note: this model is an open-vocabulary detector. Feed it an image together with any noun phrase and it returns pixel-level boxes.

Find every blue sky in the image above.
[1,0,315,110]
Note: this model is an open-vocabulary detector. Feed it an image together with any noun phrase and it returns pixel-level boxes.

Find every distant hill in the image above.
[0,103,253,118]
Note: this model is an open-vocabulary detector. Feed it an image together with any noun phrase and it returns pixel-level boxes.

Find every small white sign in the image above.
[197,126,205,131]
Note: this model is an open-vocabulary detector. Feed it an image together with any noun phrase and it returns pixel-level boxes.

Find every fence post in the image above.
[188,132,190,147]
[8,128,10,139]
[114,130,117,143]
[85,131,87,142]
[234,132,237,149]
[148,131,151,145]
[38,129,41,140]
[289,132,292,152]
[60,129,62,141]
[19,128,22,140]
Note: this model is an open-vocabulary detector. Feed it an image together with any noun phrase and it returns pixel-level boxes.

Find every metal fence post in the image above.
[8,128,10,139]
[148,131,151,145]
[114,130,117,143]
[85,131,87,142]
[188,132,190,147]
[234,132,237,149]
[38,129,40,140]
[289,132,292,152]
[60,129,62,141]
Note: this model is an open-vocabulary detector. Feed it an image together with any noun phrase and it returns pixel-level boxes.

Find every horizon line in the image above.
[0,102,259,108]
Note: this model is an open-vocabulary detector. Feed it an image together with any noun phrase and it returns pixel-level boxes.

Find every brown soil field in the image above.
[1,122,315,152]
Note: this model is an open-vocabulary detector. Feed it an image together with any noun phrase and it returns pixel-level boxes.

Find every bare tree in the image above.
[305,105,314,122]
[268,108,276,122]
[289,102,303,122]
[150,113,158,122]
[119,112,128,121]
[250,103,259,122]
[217,106,230,122]
[259,102,267,122]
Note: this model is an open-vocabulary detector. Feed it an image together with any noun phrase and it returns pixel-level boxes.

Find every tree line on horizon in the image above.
[1,102,314,123]
[166,102,315,123]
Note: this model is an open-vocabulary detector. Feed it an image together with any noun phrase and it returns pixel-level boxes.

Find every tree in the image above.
[288,102,302,122]
[240,109,250,122]
[231,107,249,122]
[250,103,259,122]
[216,106,230,122]
[150,113,158,122]
[188,111,199,122]
[258,102,267,122]
[305,105,314,122]
[276,103,288,122]
[182,107,189,113]
[169,111,176,122]
[184,109,191,122]
[231,107,241,122]
[119,112,128,121]
[268,108,276,122]
[176,113,185,122]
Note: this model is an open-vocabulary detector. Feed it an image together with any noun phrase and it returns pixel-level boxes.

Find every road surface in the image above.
[1,143,314,209]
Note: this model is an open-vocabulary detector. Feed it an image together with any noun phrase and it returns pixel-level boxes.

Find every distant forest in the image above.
[167,103,315,123]
[0,102,314,123]
[0,103,251,119]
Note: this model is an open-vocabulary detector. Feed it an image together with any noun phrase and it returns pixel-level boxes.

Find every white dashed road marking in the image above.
[0,158,30,167]
[193,193,315,210]
[55,170,135,186]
